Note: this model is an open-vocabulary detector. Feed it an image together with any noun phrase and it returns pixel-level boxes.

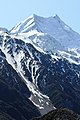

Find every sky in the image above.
[0,0,80,33]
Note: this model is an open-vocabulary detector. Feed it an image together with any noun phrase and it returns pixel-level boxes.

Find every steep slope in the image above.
[0,49,41,120]
[0,32,54,115]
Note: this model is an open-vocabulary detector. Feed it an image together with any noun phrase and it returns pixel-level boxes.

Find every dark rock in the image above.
[33,108,80,120]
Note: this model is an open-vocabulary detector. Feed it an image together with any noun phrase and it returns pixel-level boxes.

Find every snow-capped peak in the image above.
[10,14,62,34]
[10,14,80,50]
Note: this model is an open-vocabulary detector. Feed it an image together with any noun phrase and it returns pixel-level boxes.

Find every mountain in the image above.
[11,14,80,49]
[33,108,80,120]
[0,14,80,119]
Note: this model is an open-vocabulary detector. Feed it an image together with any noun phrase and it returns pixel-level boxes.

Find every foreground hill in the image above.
[33,108,80,120]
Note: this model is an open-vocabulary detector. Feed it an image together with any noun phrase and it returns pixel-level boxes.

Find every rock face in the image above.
[33,108,80,120]
[0,50,41,120]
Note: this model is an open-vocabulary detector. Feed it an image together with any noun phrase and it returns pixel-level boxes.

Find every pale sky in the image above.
[0,0,80,33]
